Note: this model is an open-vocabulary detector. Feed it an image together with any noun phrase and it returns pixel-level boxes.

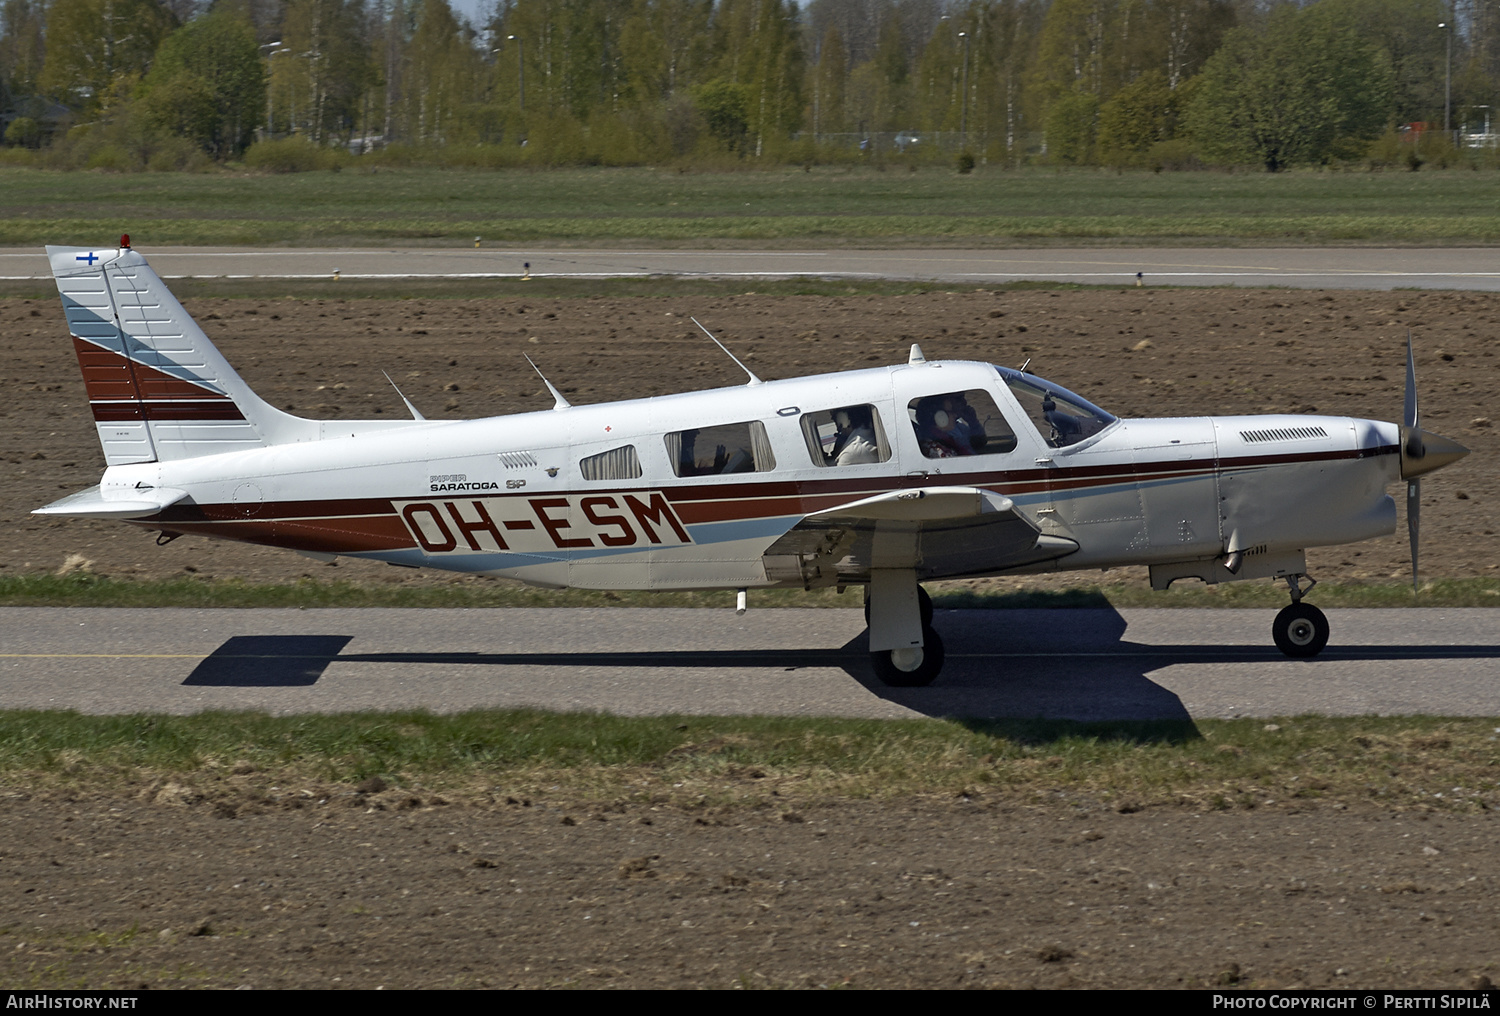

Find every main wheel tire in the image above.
[870,625,945,687]
[1272,602,1330,658]
[863,585,934,628]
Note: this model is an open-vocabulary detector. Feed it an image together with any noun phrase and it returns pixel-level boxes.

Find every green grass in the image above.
[1,710,1496,811]
[7,165,1500,247]
[3,573,1497,608]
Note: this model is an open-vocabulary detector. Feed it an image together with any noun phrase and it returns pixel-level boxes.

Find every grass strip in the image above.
[2,573,1497,609]
[7,213,1500,247]
[1,710,1495,812]
[8,165,1500,247]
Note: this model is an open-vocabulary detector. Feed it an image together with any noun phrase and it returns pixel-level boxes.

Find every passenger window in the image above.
[579,445,642,481]
[800,404,891,467]
[665,421,776,477]
[908,390,1018,459]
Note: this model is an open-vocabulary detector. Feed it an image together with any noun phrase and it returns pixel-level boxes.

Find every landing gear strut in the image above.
[1272,574,1329,658]
[864,572,943,687]
[865,584,933,629]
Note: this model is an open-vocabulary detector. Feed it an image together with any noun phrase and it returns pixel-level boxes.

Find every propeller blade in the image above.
[1402,332,1425,465]
[1407,478,1421,594]
[1404,330,1419,430]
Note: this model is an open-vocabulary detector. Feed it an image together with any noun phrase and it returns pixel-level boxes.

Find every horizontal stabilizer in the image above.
[33,485,188,520]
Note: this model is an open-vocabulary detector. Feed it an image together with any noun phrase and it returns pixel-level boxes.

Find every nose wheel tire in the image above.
[871,625,945,687]
[1272,603,1329,658]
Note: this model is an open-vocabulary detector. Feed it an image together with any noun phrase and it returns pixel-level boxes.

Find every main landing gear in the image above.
[865,584,934,628]
[1272,574,1329,658]
[864,576,943,687]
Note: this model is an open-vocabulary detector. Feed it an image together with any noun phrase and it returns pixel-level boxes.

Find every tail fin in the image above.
[48,242,318,464]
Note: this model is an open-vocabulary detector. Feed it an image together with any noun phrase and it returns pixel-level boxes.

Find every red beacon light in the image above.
[120,234,130,249]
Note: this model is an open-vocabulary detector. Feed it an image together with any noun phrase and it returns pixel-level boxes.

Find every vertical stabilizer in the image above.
[47,244,317,464]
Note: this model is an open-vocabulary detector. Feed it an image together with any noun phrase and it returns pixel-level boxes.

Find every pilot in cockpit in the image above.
[828,406,880,465]
[1042,394,1084,441]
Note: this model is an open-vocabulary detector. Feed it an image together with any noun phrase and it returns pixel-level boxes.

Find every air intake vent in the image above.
[498,451,538,469]
[1239,426,1329,444]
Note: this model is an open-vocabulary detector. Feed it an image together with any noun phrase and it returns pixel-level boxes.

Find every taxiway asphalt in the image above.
[3,607,1497,720]
[5,247,1500,290]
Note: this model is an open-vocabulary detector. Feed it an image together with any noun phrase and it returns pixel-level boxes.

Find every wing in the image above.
[760,486,1078,585]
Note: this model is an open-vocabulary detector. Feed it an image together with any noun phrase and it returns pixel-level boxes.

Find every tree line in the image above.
[1,0,1494,172]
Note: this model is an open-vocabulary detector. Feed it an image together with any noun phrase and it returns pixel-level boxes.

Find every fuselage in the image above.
[94,359,1402,591]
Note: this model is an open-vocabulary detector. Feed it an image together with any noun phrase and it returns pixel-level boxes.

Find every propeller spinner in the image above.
[1398,333,1470,593]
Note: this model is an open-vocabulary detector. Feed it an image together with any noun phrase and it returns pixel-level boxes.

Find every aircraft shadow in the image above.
[180,610,1500,722]
[183,635,355,687]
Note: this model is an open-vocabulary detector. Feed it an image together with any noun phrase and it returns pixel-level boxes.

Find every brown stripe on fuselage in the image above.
[130,512,414,555]
[154,497,401,524]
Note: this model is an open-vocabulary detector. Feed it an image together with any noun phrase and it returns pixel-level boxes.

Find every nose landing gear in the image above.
[1272,574,1329,658]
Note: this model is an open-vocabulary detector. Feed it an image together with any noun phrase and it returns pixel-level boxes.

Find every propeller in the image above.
[1398,333,1470,594]
[1404,332,1421,593]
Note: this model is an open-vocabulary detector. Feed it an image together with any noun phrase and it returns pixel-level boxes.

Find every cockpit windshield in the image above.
[994,365,1117,448]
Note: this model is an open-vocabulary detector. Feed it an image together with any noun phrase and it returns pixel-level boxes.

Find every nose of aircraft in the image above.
[1399,426,1470,480]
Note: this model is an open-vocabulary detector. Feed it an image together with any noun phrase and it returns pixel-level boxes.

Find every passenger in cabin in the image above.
[675,427,749,475]
[943,393,987,452]
[676,429,722,476]
[828,406,880,465]
[676,429,699,474]
[914,394,982,457]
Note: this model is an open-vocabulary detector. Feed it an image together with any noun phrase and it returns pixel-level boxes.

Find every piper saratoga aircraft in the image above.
[36,241,1469,686]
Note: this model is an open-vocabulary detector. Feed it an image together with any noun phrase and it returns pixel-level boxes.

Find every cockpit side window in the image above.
[907,389,1019,459]
[665,421,776,477]
[1001,373,1116,448]
[800,404,892,467]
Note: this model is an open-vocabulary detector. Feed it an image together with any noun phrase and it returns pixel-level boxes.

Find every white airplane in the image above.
[36,241,1470,686]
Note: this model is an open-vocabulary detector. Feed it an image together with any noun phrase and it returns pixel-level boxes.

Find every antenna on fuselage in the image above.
[691,317,762,386]
[524,354,572,410]
[382,371,427,421]
[1018,357,1032,374]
